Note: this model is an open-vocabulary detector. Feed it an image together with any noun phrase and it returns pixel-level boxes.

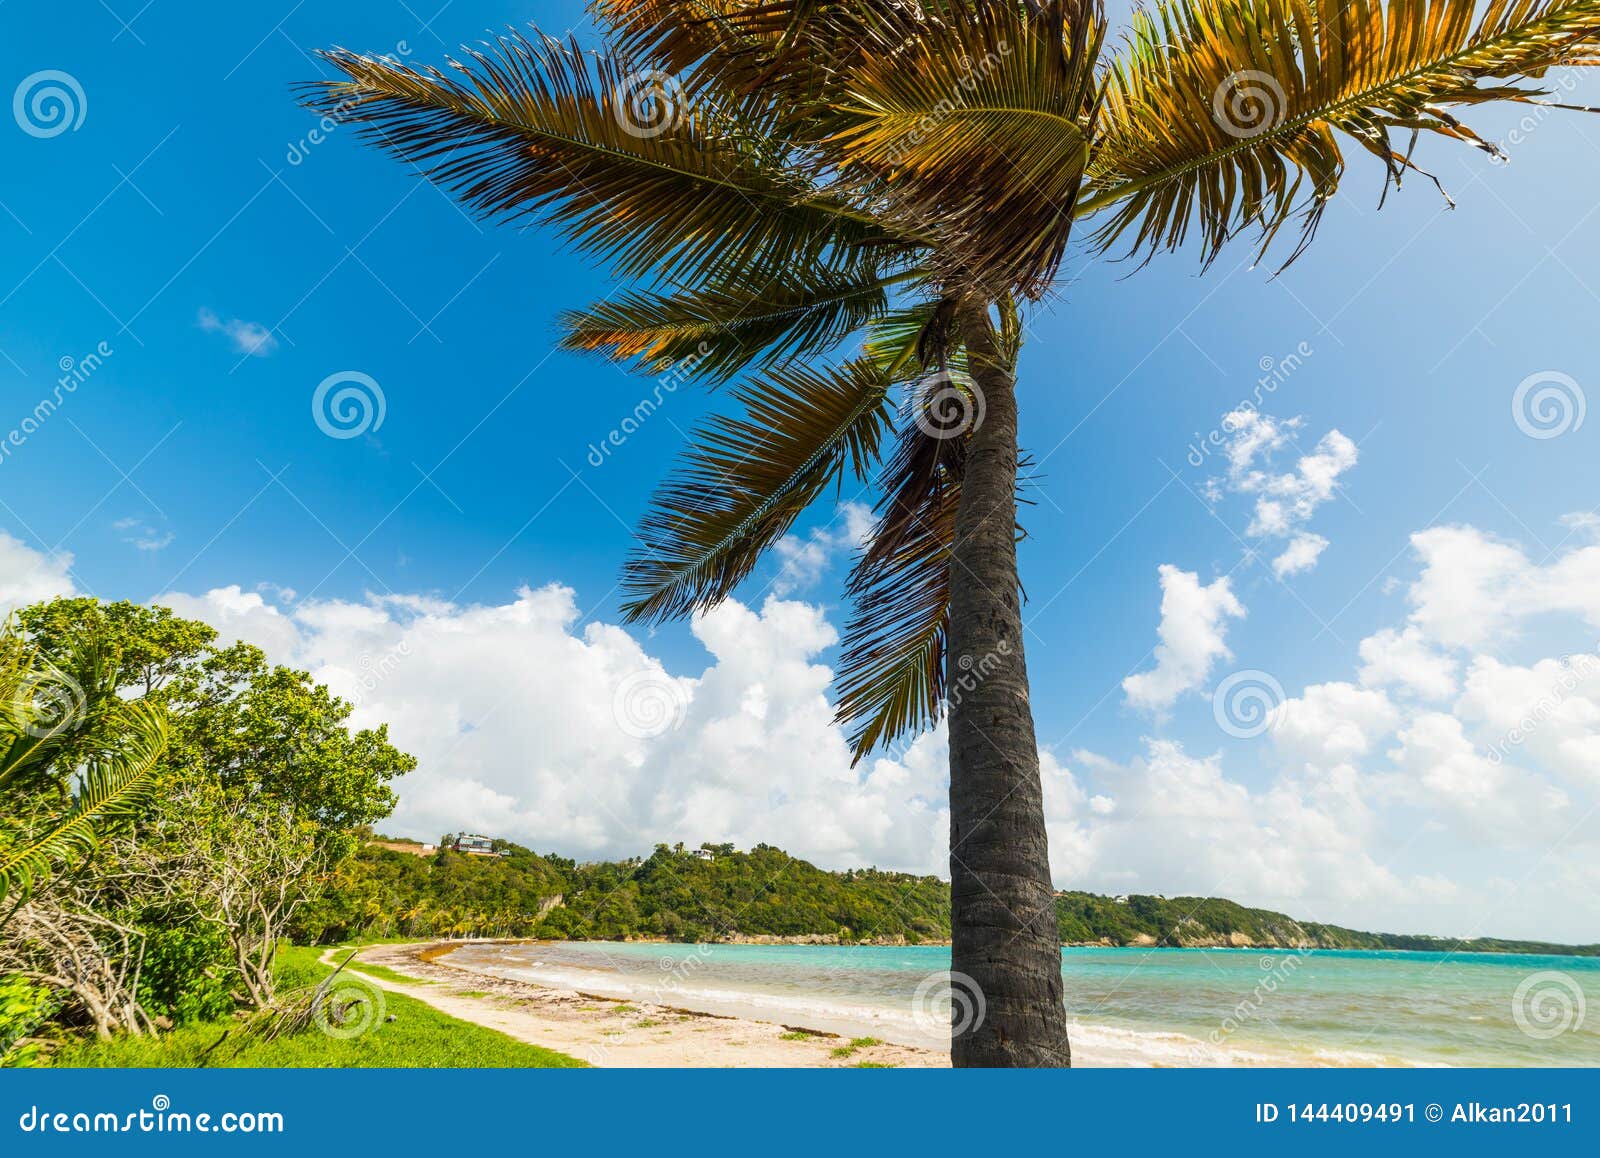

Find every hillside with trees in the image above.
[302,839,1599,957]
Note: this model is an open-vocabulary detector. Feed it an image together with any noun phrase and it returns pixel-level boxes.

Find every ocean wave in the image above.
[447,949,1428,1068]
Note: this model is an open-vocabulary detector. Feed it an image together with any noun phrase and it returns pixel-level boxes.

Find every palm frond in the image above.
[0,627,122,795]
[0,703,167,908]
[834,417,964,762]
[621,357,897,622]
[301,32,909,286]
[1083,0,1600,268]
[818,0,1106,297]
[594,0,932,108]
[559,262,918,383]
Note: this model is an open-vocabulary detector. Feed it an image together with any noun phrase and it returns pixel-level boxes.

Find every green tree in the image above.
[305,0,1600,1065]
[10,598,413,1013]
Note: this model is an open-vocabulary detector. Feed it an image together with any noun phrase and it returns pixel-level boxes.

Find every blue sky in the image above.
[3,0,1599,941]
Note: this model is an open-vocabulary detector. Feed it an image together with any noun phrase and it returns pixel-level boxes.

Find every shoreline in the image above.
[330,941,947,1068]
[338,940,1372,1068]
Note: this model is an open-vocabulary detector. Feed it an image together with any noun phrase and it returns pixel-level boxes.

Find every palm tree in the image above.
[0,623,168,926]
[305,0,1600,1066]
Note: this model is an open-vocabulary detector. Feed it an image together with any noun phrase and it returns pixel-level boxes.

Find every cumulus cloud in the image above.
[1358,626,1460,701]
[198,308,278,357]
[1270,682,1400,769]
[160,581,962,872]
[1272,531,1327,577]
[1059,740,1410,913]
[1204,411,1358,576]
[1405,524,1600,649]
[0,531,74,613]
[1123,565,1245,712]
[771,501,875,596]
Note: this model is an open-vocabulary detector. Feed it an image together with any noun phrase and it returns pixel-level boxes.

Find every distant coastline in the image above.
[325,838,1598,958]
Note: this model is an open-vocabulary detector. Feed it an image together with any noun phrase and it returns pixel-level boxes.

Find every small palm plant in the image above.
[0,624,167,926]
[306,0,1600,1065]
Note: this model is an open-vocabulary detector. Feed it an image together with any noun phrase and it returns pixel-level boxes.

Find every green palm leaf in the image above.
[560,263,918,383]
[835,421,963,762]
[0,628,120,795]
[0,703,167,908]
[1083,0,1600,267]
[301,32,909,286]
[817,0,1105,297]
[621,357,897,622]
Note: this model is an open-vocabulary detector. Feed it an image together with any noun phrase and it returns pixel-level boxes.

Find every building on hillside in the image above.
[451,834,507,857]
[691,848,716,861]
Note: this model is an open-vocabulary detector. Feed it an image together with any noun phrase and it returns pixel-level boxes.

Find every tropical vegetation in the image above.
[0,598,413,1065]
[301,837,1600,956]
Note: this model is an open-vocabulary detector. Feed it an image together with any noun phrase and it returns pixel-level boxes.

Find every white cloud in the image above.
[198,308,278,357]
[113,517,174,552]
[1270,682,1400,769]
[0,531,75,613]
[1059,740,1409,912]
[772,501,875,596]
[1406,524,1600,649]
[1123,565,1245,712]
[1204,411,1357,575]
[161,581,957,873]
[1384,711,1571,844]
[1272,532,1327,577]
[1358,626,1459,700]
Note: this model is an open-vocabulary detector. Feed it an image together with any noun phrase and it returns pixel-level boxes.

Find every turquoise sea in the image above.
[448,941,1600,1066]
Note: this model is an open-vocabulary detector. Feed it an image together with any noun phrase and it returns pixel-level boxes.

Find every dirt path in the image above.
[320,941,944,1068]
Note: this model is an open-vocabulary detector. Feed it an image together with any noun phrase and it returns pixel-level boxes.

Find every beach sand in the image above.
[325,941,947,1068]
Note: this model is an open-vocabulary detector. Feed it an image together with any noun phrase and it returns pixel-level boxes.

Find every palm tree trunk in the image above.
[945,302,1070,1067]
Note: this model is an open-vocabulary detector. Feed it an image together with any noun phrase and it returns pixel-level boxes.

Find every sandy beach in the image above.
[326,941,947,1068]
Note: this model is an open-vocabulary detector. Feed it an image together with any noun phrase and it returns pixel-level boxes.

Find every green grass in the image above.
[828,1036,885,1059]
[325,951,434,986]
[52,946,582,1069]
[779,1030,819,1041]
